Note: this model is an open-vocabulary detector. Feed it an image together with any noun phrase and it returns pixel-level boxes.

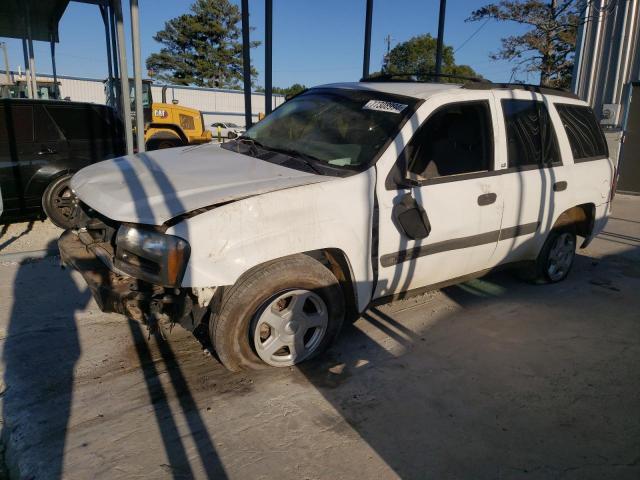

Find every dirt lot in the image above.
[0,196,638,480]
[0,220,60,256]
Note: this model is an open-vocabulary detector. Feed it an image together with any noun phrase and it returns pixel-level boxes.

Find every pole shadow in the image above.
[2,241,90,479]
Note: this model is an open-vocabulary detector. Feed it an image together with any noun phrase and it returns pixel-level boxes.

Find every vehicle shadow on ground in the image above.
[2,240,89,479]
[295,245,640,479]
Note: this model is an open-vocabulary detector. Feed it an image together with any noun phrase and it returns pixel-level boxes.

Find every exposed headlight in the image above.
[115,225,190,287]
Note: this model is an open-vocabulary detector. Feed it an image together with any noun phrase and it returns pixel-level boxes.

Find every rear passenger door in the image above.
[0,103,35,214]
[492,93,570,263]
[46,105,120,166]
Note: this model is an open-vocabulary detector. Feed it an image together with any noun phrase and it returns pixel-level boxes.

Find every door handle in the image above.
[553,181,568,192]
[477,192,497,206]
[37,146,57,155]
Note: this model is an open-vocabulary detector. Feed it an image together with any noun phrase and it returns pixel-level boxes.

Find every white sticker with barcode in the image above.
[362,100,408,114]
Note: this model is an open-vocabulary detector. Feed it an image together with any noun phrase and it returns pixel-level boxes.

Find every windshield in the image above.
[223,88,419,174]
[128,81,151,109]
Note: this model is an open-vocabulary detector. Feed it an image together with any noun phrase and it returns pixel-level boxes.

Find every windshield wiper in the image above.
[235,137,324,175]
[236,136,266,148]
[258,145,324,175]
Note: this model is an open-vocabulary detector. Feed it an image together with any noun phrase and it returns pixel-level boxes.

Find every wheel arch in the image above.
[551,203,596,248]
[26,167,75,206]
[308,248,360,321]
[146,124,188,143]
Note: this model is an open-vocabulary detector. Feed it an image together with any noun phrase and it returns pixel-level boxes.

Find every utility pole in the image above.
[383,34,392,71]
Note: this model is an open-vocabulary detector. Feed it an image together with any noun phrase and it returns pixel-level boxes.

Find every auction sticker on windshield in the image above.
[362,100,408,114]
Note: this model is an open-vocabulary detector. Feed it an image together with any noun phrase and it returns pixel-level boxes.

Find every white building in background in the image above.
[3,71,285,126]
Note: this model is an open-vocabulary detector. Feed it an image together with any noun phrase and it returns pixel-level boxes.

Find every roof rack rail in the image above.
[361,71,489,84]
[462,81,579,99]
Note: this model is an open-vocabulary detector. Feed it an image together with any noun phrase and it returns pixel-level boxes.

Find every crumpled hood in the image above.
[71,143,332,225]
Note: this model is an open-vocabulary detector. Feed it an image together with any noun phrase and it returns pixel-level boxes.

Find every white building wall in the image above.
[7,72,285,128]
[151,84,284,127]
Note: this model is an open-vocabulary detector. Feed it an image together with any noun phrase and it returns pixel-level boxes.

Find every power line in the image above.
[454,18,490,54]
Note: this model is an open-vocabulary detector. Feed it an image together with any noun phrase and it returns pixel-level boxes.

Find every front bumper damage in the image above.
[58,230,193,326]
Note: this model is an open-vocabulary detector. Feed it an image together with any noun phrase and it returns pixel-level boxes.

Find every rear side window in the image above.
[405,101,494,180]
[501,99,560,168]
[555,104,608,161]
[46,105,114,140]
[0,105,34,142]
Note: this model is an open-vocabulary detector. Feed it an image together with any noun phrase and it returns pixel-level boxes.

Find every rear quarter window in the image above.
[501,99,560,168]
[555,104,608,161]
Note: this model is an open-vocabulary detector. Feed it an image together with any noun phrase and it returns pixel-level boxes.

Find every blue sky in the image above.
[2,0,535,88]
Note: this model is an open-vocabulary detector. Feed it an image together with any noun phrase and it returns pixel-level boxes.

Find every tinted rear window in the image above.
[555,104,608,160]
[46,105,116,140]
[501,99,560,168]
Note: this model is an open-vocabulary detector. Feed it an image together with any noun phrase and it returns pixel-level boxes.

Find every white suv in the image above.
[59,79,615,371]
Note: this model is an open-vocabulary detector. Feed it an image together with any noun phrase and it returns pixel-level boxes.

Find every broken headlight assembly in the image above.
[115,225,190,287]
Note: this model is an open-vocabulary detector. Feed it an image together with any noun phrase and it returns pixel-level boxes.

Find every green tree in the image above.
[381,34,480,82]
[256,83,307,97]
[467,1,583,88]
[274,83,307,97]
[146,0,259,88]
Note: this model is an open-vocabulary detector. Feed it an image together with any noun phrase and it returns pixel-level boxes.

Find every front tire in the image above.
[42,174,77,229]
[210,255,345,371]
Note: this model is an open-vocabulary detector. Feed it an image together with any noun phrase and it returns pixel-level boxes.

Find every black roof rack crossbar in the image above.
[361,71,489,84]
[462,82,579,99]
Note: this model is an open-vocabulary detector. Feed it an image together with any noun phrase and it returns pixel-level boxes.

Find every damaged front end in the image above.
[58,204,199,331]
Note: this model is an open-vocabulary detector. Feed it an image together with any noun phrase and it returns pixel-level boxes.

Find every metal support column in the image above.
[50,36,58,99]
[362,0,373,79]
[100,5,114,81]
[21,39,32,98]
[265,0,273,114]
[113,0,134,155]
[130,0,145,152]
[434,0,447,77]
[109,4,120,110]
[1,42,10,85]
[100,4,115,108]
[27,37,38,98]
[241,0,253,128]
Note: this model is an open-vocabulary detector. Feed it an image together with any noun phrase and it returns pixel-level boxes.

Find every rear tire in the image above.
[42,174,77,229]
[210,255,345,371]
[525,229,577,284]
[146,138,184,151]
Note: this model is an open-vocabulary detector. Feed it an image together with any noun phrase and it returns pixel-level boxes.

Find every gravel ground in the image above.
[0,220,61,255]
[0,195,638,479]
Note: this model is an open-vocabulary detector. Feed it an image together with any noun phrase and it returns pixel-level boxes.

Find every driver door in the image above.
[374,95,504,298]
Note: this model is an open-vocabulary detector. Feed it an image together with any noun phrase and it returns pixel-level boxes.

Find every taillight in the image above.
[610,166,618,202]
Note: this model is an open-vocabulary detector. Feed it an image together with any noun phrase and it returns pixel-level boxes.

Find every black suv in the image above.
[0,98,126,228]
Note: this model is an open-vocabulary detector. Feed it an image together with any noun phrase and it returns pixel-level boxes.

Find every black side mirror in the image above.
[392,193,431,240]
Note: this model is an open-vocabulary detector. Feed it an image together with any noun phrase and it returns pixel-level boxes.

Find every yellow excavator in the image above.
[108,79,212,150]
